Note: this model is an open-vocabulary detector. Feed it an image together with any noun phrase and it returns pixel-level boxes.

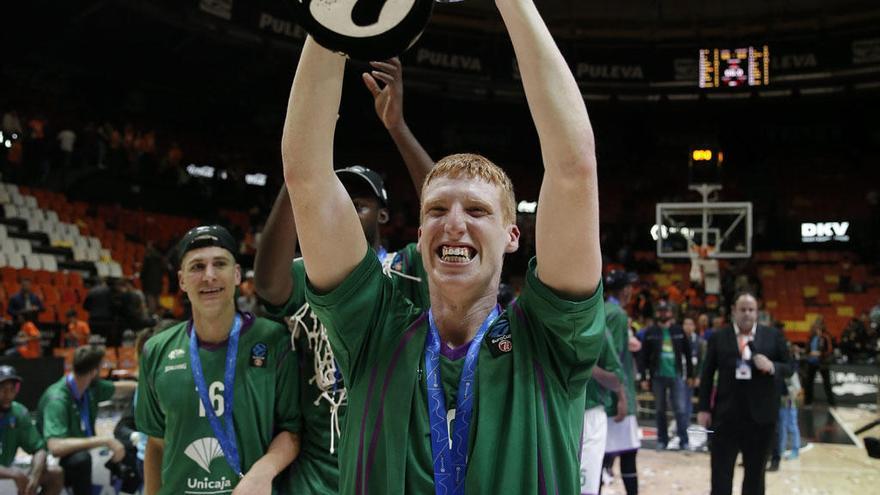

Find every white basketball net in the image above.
[288,303,346,454]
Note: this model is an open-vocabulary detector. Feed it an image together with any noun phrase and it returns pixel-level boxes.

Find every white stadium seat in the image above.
[40,255,58,272]
[5,253,23,269]
[23,254,42,270]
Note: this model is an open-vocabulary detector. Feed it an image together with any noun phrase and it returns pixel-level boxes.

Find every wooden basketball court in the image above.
[602,405,879,494]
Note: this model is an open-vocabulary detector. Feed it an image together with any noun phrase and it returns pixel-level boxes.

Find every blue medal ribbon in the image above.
[376,246,388,262]
[425,305,501,495]
[66,374,93,437]
[190,313,243,477]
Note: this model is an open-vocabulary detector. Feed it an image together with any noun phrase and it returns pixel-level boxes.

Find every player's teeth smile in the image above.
[438,245,475,263]
[201,288,223,294]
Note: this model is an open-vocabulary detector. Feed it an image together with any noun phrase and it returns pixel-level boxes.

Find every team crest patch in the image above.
[486,319,513,358]
[251,343,268,367]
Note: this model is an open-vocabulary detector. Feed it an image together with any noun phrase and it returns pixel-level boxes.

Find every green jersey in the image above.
[0,402,46,466]
[605,300,636,415]
[659,328,676,378]
[307,251,605,494]
[265,250,426,494]
[584,329,623,411]
[38,377,115,440]
[136,313,301,495]
[389,242,429,310]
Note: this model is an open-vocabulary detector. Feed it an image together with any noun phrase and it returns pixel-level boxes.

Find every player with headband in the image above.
[281,0,605,492]
[136,225,301,495]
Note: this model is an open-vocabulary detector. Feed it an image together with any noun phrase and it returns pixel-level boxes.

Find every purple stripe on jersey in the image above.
[511,299,527,324]
[537,444,547,495]
[185,312,256,351]
[355,348,383,495]
[440,339,472,361]
[358,312,428,494]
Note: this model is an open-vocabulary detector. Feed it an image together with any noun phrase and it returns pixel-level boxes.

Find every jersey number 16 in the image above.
[198,381,225,417]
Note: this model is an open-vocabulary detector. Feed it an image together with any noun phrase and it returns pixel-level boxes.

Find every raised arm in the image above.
[253,186,298,306]
[362,58,434,198]
[497,0,600,298]
[282,38,367,292]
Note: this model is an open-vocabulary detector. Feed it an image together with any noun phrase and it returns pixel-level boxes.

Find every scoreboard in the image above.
[699,45,769,88]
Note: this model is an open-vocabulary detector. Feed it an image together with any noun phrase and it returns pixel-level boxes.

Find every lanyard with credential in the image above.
[66,374,93,436]
[425,305,500,495]
[190,313,243,478]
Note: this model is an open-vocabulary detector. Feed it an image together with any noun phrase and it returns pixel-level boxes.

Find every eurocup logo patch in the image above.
[250,343,268,368]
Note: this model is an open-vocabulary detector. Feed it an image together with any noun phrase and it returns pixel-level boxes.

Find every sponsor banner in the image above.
[403,32,491,77]
[811,364,880,405]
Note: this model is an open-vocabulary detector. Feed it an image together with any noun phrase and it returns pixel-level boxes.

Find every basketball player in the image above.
[281,0,605,492]
[580,332,627,495]
[136,225,301,495]
[0,365,64,495]
[602,270,642,494]
[255,58,433,493]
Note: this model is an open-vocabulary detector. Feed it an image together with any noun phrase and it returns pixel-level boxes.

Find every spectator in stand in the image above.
[705,315,726,342]
[140,241,166,314]
[0,365,64,495]
[57,126,76,170]
[62,309,91,348]
[5,314,42,358]
[639,300,694,450]
[769,341,802,471]
[1,110,22,135]
[37,345,136,495]
[83,278,115,343]
[839,317,865,362]
[236,270,258,314]
[804,317,836,408]
[7,279,44,321]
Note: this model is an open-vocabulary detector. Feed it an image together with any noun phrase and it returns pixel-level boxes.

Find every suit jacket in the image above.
[7,291,44,318]
[698,324,792,428]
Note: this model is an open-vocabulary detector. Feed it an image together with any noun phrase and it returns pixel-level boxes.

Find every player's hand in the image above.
[686,378,695,388]
[753,354,774,374]
[697,411,711,429]
[628,335,642,352]
[640,380,649,392]
[362,58,405,131]
[232,472,272,495]
[107,438,126,463]
[693,377,701,389]
[614,397,627,423]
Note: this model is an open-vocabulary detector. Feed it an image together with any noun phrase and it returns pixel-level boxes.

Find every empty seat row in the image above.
[0,253,58,271]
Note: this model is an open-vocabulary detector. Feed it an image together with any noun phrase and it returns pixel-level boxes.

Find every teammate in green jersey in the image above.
[136,225,301,495]
[281,0,605,492]
[38,345,136,495]
[602,270,641,495]
[0,365,63,495]
[580,330,627,495]
[255,57,433,493]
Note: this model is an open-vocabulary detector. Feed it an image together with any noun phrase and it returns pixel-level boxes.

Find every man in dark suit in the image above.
[6,278,44,320]
[698,292,792,495]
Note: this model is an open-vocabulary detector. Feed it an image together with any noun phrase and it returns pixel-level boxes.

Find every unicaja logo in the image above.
[185,437,224,473]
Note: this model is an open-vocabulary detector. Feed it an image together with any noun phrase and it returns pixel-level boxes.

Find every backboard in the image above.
[655,201,752,259]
